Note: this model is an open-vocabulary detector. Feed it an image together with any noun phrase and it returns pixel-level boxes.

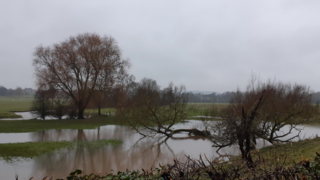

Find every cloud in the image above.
[1,0,320,92]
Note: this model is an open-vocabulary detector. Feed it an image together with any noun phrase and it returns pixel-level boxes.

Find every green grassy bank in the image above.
[0,96,33,118]
[250,137,320,166]
[0,139,122,161]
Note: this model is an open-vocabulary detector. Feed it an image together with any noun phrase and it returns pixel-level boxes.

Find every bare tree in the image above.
[52,90,70,119]
[91,60,125,116]
[117,78,192,137]
[209,79,318,162]
[31,89,52,120]
[33,33,129,119]
[118,76,318,163]
[91,90,107,116]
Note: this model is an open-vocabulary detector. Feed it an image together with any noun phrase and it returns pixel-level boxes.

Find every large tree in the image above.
[33,33,129,119]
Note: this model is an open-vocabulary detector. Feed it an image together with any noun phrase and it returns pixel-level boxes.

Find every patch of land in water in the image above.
[0,95,33,118]
[0,116,124,133]
[0,139,122,161]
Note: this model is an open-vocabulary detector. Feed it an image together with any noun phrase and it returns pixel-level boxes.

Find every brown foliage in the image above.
[33,33,129,119]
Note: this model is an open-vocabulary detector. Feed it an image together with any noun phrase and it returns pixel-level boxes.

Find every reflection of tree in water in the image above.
[29,126,132,142]
[28,123,245,179]
[29,126,187,178]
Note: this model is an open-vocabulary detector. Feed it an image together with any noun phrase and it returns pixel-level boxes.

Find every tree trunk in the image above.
[78,110,85,119]
[251,135,257,150]
[77,101,85,119]
[98,106,101,116]
[238,138,245,159]
[245,135,253,163]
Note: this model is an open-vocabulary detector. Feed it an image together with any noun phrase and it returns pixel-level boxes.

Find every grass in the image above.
[0,115,125,133]
[243,137,320,167]
[0,98,228,119]
[0,95,33,118]
[84,108,116,116]
[303,118,320,126]
[0,139,122,161]
[186,103,228,120]
[0,95,117,118]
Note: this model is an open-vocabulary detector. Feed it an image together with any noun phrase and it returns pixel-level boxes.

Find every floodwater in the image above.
[1,120,237,179]
[0,114,319,179]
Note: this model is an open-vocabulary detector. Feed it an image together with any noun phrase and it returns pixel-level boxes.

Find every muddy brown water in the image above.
[0,114,319,179]
[0,121,240,179]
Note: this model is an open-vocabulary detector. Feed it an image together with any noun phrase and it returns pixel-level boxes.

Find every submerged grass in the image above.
[0,139,122,161]
[0,116,124,133]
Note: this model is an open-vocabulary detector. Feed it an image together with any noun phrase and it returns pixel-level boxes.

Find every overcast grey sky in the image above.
[1,0,320,92]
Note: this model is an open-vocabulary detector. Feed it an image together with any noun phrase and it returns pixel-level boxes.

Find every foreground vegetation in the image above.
[16,149,320,179]
[0,139,121,161]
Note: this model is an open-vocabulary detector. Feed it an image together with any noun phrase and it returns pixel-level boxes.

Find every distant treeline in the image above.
[188,91,234,103]
[188,91,320,104]
[2,85,320,104]
[0,86,35,96]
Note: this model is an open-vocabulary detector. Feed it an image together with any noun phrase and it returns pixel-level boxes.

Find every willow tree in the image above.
[33,33,129,119]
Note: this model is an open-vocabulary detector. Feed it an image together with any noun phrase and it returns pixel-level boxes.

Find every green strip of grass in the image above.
[249,137,320,166]
[0,96,33,118]
[0,116,125,133]
[0,112,21,118]
[0,95,118,119]
[186,103,228,116]
[84,108,116,116]
[303,119,320,126]
[0,139,122,161]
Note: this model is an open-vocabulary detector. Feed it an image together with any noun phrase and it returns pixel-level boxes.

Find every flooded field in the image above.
[0,112,319,179]
[0,121,221,179]
[0,119,319,179]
